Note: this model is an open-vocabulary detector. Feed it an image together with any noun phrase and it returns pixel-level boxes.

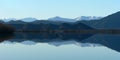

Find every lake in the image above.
[0,33,120,60]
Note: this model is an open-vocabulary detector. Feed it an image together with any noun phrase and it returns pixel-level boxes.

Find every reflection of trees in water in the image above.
[7,33,92,42]
[0,33,14,42]
[0,33,93,42]
[0,23,14,42]
[0,33,120,53]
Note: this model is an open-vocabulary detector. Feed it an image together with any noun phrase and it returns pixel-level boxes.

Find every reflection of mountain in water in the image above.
[0,33,120,53]
[81,34,120,52]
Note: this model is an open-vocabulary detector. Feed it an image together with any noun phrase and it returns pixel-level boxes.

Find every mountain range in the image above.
[0,11,120,29]
[0,16,103,22]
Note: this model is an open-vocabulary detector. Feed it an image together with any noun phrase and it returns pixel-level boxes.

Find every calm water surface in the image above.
[0,33,120,60]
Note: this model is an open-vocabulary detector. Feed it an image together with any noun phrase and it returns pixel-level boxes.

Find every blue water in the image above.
[0,33,120,60]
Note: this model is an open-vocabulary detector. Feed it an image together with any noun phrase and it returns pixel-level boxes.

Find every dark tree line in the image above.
[6,21,93,32]
[0,23,15,33]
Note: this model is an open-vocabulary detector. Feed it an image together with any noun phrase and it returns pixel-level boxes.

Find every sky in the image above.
[0,0,120,19]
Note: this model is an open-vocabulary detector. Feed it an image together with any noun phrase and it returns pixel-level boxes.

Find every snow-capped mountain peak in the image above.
[75,16,103,20]
[48,16,76,22]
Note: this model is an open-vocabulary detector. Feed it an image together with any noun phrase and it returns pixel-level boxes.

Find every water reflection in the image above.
[0,33,14,42]
[83,34,120,52]
[0,33,120,53]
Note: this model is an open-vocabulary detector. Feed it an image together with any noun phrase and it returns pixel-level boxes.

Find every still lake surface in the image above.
[0,33,120,60]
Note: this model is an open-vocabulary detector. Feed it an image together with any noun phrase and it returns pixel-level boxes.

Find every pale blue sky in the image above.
[0,0,120,19]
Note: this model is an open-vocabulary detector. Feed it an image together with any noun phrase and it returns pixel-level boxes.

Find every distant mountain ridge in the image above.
[0,17,37,22]
[0,16,102,22]
[20,17,37,22]
[0,11,120,29]
[81,11,120,29]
